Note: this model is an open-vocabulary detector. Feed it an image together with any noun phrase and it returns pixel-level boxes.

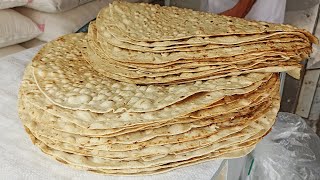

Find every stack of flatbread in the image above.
[18,1,317,175]
[85,1,318,84]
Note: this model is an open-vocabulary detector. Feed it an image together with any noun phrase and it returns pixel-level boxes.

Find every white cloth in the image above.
[0,47,223,179]
[201,0,286,23]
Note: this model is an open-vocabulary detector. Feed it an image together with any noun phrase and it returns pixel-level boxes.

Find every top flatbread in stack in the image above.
[18,1,318,176]
[79,1,318,84]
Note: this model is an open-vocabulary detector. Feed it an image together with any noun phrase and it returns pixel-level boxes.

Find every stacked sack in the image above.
[18,1,318,175]
[15,0,112,42]
[0,0,114,58]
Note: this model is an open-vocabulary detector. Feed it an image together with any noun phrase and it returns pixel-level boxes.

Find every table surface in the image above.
[0,47,223,180]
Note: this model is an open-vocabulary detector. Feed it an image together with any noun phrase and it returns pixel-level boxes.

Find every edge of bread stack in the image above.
[18,1,318,175]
